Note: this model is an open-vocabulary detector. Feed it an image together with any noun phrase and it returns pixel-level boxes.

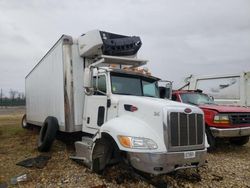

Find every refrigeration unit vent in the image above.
[78,30,142,58]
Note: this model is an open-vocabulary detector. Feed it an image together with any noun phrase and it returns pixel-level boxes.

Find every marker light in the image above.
[124,104,138,112]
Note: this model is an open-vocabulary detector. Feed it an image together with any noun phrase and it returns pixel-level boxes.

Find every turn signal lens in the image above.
[118,136,132,148]
[213,115,230,124]
[117,135,158,149]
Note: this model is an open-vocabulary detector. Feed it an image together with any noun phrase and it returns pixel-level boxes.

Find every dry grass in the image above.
[0,108,250,187]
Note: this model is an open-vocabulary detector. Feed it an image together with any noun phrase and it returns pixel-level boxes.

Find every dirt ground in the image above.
[0,107,250,188]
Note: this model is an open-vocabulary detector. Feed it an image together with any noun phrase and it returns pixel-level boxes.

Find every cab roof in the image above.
[110,69,160,81]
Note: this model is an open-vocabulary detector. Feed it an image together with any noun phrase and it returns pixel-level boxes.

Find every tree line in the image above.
[0,89,25,106]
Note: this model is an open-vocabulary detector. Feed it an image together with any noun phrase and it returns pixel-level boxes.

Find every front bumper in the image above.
[210,127,250,138]
[127,149,207,175]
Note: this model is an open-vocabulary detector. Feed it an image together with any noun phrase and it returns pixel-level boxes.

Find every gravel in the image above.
[0,108,250,187]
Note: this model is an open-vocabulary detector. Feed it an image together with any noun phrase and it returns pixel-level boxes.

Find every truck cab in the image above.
[75,44,208,174]
[80,66,207,174]
[172,90,250,150]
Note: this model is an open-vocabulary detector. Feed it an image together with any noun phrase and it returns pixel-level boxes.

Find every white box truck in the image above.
[23,30,206,175]
[183,72,250,107]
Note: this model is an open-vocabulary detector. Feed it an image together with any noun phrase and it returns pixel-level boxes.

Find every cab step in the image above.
[69,137,94,168]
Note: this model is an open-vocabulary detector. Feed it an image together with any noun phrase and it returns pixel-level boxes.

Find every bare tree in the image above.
[21,92,25,99]
[9,89,18,101]
[20,92,25,100]
[0,88,3,105]
[17,92,21,99]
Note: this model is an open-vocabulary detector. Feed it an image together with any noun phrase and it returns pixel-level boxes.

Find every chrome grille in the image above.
[229,113,250,125]
[167,112,204,151]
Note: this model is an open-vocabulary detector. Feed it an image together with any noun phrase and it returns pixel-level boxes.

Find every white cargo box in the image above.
[25,35,84,132]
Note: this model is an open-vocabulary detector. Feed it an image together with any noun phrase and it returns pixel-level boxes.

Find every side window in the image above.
[96,75,107,94]
[142,81,158,97]
[172,94,177,101]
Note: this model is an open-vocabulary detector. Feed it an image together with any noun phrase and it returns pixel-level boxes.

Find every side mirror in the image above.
[83,68,94,95]
[158,80,173,99]
[165,83,172,99]
[83,68,93,88]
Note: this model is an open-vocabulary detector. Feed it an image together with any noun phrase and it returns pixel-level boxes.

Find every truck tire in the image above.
[38,116,59,152]
[229,136,249,146]
[21,114,29,129]
[91,138,113,174]
[206,127,216,152]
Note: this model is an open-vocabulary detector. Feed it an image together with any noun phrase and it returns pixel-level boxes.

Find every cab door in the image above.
[83,74,108,130]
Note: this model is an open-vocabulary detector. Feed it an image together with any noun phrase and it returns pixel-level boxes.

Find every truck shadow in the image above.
[55,131,84,152]
[210,139,249,154]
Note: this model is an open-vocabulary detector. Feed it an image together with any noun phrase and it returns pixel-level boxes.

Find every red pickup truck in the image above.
[171,90,250,150]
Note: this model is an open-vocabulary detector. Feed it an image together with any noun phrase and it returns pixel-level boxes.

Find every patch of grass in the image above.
[0,114,22,122]
[0,115,24,140]
[1,125,24,137]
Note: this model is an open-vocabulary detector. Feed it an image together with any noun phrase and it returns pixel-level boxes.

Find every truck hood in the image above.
[118,95,195,109]
[114,95,203,116]
[198,104,250,113]
[108,95,204,153]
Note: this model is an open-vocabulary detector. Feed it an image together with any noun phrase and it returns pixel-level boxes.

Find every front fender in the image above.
[100,115,166,153]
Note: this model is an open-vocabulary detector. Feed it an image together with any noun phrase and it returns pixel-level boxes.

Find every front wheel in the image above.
[229,136,249,146]
[91,138,113,174]
[38,116,59,152]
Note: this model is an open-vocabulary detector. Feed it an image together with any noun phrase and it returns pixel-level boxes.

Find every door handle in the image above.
[107,99,111,108]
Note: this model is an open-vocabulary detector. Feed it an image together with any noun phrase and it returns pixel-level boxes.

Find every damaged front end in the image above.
[127,107,207,175]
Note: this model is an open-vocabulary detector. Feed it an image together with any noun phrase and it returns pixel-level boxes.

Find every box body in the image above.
[26,35,84,132]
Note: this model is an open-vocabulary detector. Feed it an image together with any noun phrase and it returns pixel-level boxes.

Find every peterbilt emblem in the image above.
[184,108,192,114]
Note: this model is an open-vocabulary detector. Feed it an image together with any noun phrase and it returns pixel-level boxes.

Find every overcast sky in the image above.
[0,0,250,95]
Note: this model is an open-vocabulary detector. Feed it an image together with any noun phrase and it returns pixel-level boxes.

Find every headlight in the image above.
[118,135,158,150]
[213,114,230,124]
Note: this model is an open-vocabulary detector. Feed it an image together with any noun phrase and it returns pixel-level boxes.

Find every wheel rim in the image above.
[22,116,27,127]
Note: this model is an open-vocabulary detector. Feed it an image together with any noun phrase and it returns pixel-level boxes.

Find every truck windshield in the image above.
[180,93,215,105]
[110,73,159,97]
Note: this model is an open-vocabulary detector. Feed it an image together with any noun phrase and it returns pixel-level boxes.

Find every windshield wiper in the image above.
[113,93,137,96]
[202,102,216,105]
[187,101,198,106]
